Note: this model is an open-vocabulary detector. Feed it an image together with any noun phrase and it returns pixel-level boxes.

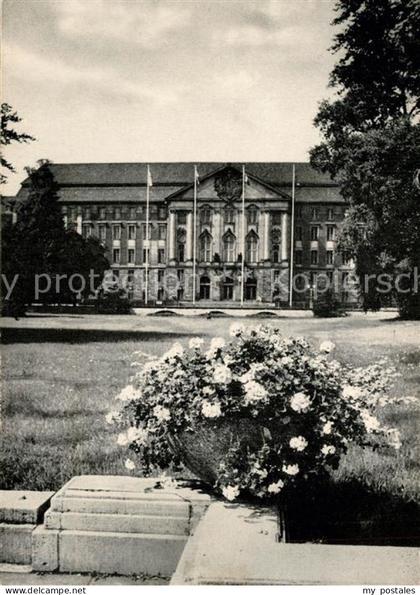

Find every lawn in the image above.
[1,312,419,534]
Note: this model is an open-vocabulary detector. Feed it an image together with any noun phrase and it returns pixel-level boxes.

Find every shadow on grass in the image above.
[1,327,193,344]
[285,478,420,547]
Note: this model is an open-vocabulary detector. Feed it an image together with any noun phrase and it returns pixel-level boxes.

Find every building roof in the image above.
[16,162,343,203]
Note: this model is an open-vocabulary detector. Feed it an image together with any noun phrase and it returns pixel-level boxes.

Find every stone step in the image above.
[32,526,188,577]
[0,524,35,565]
[51,495,190,518]
[44,511,190,535]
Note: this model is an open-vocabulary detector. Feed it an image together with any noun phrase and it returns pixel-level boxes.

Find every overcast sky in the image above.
[2,0,337,195]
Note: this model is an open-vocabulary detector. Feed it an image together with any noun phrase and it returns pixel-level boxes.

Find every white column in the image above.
[168,211,176,261]
[281,212,289,261]
[263,211,270,260]
[186,212,193,261]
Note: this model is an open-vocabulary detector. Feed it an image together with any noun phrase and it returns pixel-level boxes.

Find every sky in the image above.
[2,0,338,195]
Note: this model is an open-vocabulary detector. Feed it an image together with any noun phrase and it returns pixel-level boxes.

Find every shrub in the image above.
[96,285,132,314]
[313,288,347,318]
[109,325,407,502]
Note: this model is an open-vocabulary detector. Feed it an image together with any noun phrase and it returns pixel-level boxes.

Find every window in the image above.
[200,232,212,262]
[112,225,121,240]
[158,270,165,283]
[113,248,120,264]
[82,224,91,238]
[177,269,184,282]
[158,224,166,240]
[178,211,187,224]
[83,207,91,220]
[272,212,282,226]
[246,233,258,262]
[296,205,303,219]
[295,226,303,241]
[327,225,335,241]
[142,223,152,238]
[295,250,303,265]
[129,207,136,219]
[245,277,257,301]
[342,251,351,265]
[199,275,211,300]
[327,271,334,284]
[128,249,135,264]
[178,244,185,262]
[98,224,106,242]
[311,207,319,221]
[327,208,334,221]
[327,250,334,265]
[310,250,318,265]
[272,243,280,263]
[142,248,150,263]
[223,232,236,262]
[201,206,211,225]
[221,277,234,300]
[114,208,121,220]
[247,206,258,225]
[310,226,319,241]
[158,248,165,264]
[99,207,106,220]
[158,207,166,220]
[128,224,136,240]
[225,208,235,225]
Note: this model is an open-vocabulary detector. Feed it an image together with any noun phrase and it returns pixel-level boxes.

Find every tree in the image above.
[310,0,420,318]
[1,164,109,315]
[1,103,35,184]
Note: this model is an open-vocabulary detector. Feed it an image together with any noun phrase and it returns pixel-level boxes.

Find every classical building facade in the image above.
[15,162,357,307]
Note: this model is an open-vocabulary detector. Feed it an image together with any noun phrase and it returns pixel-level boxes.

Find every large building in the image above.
[15,162,357,307]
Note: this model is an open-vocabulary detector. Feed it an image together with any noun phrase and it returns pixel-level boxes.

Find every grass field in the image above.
[1,313,419,517]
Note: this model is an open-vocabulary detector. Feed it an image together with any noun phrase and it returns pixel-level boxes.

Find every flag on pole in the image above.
[147,167,153,187]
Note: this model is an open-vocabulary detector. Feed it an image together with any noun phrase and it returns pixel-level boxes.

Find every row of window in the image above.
[112,247,166,265]
[82,223,166,241]
[68,206,167,221]
[295,250,352,266]
[295,224,337,241]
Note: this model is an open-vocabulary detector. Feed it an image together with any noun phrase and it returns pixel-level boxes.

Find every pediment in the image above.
[166,164,290,205]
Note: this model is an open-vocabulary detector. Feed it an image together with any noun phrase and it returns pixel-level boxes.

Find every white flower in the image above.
[189,337,204,349]
[153,405,171,422]
[282,464,300,476]
[105,409,121,425]
[116,384,140,402]
[360,410,381,433]
[321,444,336,456]
[229,323,245,337]
[124,458,136,470]
[117,432,129,446]
[213,364,232,384]
[222,485,240,501]
[267,480,284,494]
[290,392,311,412]
[202,386,215,396]
[322,421,333,435]
[126,426,149,445]
[320,340,335,353]
[342,385,363,400]
[201,400,222,418]
[289,436,308,452]
[210,337,226,351]
[162,342,184,361]
[142,360,160,374]
[243,380,268,404]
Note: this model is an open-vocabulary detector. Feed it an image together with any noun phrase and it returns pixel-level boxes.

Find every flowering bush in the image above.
[108,324,408,502]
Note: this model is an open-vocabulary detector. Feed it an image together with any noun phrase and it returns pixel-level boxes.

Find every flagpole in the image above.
[145,164,150,306]
[240,165,246,307]
[288,164,295,308]
[192,166,197,305]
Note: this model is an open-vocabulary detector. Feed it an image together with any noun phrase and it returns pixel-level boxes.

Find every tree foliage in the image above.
[310,0,420,318]
[1,103,35,184]
[1,164,109,315]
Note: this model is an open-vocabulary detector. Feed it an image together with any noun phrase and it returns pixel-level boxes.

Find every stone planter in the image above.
[168,417,295,487]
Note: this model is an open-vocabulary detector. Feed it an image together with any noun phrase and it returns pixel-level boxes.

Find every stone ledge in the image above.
[171,501,420,585]
[0,491,54,524]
